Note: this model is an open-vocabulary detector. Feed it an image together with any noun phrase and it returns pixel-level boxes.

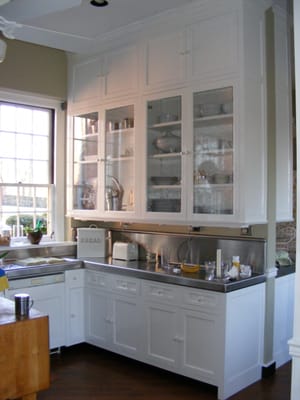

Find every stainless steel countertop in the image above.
[3,258,81,279]
[3,256,266,292]
[83,257,266,293]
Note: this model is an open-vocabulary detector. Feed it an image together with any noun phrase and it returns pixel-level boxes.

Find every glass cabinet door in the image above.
[104,105,135,212]
[146,96,182,213]
[193,87,233,215]
[72,112,98,211]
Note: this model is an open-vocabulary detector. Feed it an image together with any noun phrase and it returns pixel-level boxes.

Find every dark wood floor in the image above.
[38,343,291,400]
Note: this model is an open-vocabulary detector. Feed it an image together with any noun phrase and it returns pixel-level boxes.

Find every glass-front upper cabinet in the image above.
[104,105,135,212]
[72,112,99,211]
[193,87,233,215]
[146,95,182,214]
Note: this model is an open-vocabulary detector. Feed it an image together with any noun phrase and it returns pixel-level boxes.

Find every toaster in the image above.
[112,242,138,261]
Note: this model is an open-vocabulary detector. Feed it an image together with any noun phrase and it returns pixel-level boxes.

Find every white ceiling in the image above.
[0,0,197,54]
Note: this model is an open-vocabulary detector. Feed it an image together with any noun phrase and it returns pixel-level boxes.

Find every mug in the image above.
[14,293,34,319]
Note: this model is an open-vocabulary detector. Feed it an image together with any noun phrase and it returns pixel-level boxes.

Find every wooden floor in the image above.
[38,343,291,400]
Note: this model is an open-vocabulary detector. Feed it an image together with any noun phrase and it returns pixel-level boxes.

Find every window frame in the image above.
[0,89,66,241]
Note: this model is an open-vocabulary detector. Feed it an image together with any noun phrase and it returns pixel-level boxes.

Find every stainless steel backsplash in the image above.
[111,230,266,274]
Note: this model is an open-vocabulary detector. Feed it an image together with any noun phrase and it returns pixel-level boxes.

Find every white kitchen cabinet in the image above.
[67,100,139,220]
[141,279,265,400]
[68,56,104,112]
[103,45,139,99]
[110,275,142,358]
[142,10,238,91]
[273,6,293,222]
[273,273,295,368]
[85,270,141,358]
[143,30,186,91]
[144,91,184,219]
[179,287,224,385]
[142,281,181,370]
[67,110,99,219]
[103,103,137,215]
[67,0,292,225]
[191,86,234,218]
[85,270,112,348]
[142,83,265,226]
[5,280,66,349]
[65,269,85,346]
[187,11,239,82]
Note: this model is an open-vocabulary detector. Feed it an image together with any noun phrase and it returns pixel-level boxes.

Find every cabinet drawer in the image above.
[86,270,110,289]
[142,281,181,304]
[65,269,85,288]
[111,275,140,296]
[182,287,221,312]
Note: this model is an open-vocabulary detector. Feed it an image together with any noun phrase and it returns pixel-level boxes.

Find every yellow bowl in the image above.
[180,263,200,273]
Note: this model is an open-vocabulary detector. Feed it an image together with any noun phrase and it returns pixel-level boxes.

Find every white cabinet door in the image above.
[110,274,141,358]
[67,110,100,219]
[111,294,140,357]
[187,12,239,81]
[104,45,138,99]
[6,283,65,349]
[274,7,293,222]
[143,301,180,370]
[65,269,85,346]
[273,274,295,367]
[143,30,186,90]
[142,280,181,370]
[103,102,137,216]
[180,308,220,385]
[85,286,112,348]
[144,90,185,220]
[85,270,112,348]
[69,56,103,111]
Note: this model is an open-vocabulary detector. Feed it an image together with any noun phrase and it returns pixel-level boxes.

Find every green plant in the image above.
[24,218,47,235]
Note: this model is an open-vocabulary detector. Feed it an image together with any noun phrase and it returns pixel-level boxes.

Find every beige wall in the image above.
[0,37,67,99]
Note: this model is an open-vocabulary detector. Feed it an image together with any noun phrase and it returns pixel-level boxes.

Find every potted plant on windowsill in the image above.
[25,220,47,245]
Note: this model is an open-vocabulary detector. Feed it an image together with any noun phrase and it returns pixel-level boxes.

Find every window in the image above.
[0,100,56,240]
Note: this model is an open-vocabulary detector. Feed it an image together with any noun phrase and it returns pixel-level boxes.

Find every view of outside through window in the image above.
[0,101,54,242]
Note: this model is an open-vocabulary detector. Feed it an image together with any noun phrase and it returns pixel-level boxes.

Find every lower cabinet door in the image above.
[144,302,180,370]
[179,308,221,386]
[85,287,112,348]
[111,294,141,358]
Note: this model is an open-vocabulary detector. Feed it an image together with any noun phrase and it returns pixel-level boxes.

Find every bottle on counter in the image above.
[232,256,240,269]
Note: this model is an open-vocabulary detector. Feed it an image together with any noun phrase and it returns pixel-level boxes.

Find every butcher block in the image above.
[0,297,50,400]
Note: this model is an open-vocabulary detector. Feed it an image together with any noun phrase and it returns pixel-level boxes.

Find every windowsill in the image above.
[0,239,76,251]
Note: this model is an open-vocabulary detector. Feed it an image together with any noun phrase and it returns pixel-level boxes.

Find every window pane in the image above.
[0,100,54,238]
[16,133,33,159]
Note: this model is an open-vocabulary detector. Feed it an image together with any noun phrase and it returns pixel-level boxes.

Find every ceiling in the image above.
[0,0,197,54]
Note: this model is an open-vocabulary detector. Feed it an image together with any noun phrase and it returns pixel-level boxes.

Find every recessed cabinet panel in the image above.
[188,13,238,80]
[144,31,186,89]
[193,87,233,215]
[104,46,138,99]
[146,95,182,214]
[72,112,99,211]
[105,105,135,212]
[71,57,102,108]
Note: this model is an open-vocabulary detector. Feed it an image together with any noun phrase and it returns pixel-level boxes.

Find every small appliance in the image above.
[112,242,138,261]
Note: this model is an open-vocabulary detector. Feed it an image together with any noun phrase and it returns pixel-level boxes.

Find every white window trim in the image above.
[0,88,66,241]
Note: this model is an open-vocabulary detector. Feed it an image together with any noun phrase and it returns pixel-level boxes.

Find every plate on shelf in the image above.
[150,176,179,185]
[197,160,218,178]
